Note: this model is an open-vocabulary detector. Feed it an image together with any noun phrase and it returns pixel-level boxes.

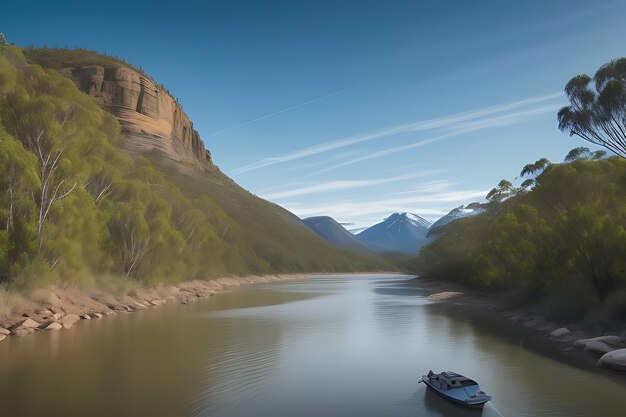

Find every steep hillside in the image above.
[0,46,389,289]
[303,216,372,253]
[356,213,432,255]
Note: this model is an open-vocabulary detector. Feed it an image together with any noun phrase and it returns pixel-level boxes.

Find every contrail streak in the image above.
[206,89,347,137]
[231,91,564,175]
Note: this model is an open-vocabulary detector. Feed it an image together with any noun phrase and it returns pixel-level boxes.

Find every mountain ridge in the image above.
[303,216,372,253]
[355,212,432,255]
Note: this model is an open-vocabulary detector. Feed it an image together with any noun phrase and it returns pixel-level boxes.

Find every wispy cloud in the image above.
[283,189,488,222]
[206,89,346,138]
[263,170,442,199]
[385,180,455,195]
[231,92,564,175]
[279,149,364,172]
[312,103,562,174]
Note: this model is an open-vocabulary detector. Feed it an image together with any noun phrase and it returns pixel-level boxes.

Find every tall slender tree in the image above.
[520,158,551,177]
[558,58,626,158]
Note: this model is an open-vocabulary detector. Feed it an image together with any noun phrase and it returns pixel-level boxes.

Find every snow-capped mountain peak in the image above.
[355,212,433,255]
[384,212,432,230]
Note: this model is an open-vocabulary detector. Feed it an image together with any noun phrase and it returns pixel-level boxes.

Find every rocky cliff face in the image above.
[62,65,212,169]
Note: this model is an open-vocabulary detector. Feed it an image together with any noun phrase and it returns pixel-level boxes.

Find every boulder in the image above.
[35,308,53,319]
[0,327,10,335]
[598,348,626,372]
[59,314,80,329]
[574,335,626,356]
[10,318,40,331]
[89,312,103,319]
[41,322,62,331]
[549,328,571,338]
[13,328,34,337]
[0,334,6,342]
[80,314,91,320]
[428,291,463,301]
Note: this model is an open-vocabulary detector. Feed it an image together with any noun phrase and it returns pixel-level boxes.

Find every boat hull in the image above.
[422,376,489,409]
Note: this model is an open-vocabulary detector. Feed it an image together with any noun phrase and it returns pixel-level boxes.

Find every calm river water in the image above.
[1,274,625,417]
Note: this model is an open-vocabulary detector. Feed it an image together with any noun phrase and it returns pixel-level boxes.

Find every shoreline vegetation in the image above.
[414,276,626,376]
[0,273,332,341]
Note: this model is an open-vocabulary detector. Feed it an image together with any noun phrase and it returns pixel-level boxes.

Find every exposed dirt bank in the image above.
[0,274,317,342]
[411,276,626,377]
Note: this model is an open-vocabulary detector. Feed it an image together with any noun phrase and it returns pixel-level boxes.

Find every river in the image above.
[0,274,624,417]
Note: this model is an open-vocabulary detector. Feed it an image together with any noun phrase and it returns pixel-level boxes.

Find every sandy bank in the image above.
[0,274,314,342]
[412,276,626,377]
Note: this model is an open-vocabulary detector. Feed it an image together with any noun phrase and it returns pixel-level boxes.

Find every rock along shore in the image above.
[0,274,311,342]
[414,276,626,377]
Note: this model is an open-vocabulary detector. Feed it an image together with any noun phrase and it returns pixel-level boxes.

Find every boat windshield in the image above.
[447,378,477,387]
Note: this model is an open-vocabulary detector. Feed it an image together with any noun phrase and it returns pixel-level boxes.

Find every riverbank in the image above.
[410,276,626,376]
[0,274,318,342]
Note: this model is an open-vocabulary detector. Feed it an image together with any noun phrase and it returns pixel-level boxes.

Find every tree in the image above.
[591,150,607,160]
[520,178,535,190]
[23,113,78,253]
[564,147,607,162]
[108,204,151,278]
[558,58,626,158]
[520,158,551,177]
[486,179,515,202]
[0,33,6,46]
[564,147,591,162]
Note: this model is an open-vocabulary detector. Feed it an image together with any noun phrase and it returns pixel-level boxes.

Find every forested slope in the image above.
[0,45,388,290]
[414,156,626,323]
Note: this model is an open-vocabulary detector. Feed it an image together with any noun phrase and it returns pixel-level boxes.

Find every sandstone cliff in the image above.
[62,65,212,169]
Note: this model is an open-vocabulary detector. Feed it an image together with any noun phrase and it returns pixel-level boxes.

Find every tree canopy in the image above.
[415,156,626,323]
[558,58,626,158]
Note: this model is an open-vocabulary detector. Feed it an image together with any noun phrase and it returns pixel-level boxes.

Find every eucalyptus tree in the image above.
[558,58,626,158]
[520,158,551,178]
[520,178,535,190]
[591,150,607,160]
[564,147,607,162]
[564,147,591,162]
[486,179,515,202]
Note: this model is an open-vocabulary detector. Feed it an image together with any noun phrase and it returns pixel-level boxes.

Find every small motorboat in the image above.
[420,370,491,409]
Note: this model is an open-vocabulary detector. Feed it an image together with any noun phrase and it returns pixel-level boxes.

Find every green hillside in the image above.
[414,156,626,323]
[0,45,389,291]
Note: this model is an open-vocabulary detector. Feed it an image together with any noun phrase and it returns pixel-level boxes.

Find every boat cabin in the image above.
[428,371,478,390]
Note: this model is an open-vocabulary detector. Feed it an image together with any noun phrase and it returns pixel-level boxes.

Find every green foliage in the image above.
[416,157,626,322]
[0,46,388,290]
[486,179,515,202]
[520,158,551,177]
[565,147,591,162]
[564,147,607,162]
[558,57,626,158]
[22,47,144,75]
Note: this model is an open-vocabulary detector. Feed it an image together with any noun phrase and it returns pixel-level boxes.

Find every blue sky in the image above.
[3,1,626,229]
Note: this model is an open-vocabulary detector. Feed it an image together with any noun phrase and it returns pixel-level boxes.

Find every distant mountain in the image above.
[355,213,432,255]
[428,203,487,236]
[303,216,372,253]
